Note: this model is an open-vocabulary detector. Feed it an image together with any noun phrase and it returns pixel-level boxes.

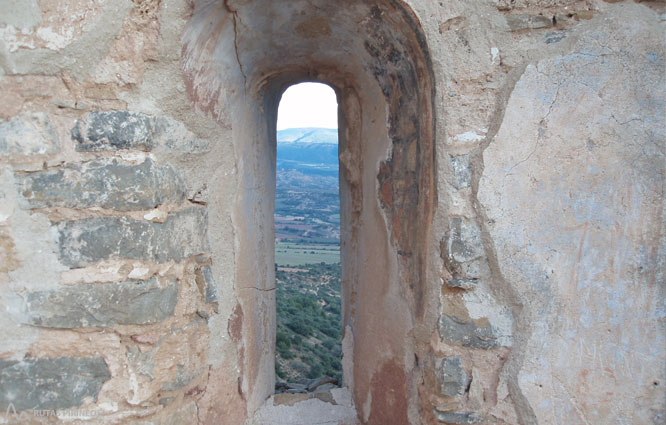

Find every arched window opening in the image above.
[273,83,343,393]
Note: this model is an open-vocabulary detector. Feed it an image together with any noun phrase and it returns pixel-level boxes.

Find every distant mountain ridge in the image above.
[275,126,340,243]
[277,127,338,144]
[277,128,339,169]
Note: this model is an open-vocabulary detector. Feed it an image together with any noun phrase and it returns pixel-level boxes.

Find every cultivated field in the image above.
[275,242,340,266]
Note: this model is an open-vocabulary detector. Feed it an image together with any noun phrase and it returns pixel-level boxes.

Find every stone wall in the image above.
[0,105,221,423]
[0,0,664,424]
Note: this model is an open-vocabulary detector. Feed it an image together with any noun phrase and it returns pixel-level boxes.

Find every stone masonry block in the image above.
[436,356,470,398]
[505,14,553,31]
[195,265,219,314]
[24,277,178,328]
[57,207,208,267]
[0,112,59,156]
[450,155,471,189]
[0,357,110,411]
[19,158,186,211]
[200,265,219,304]
[72,111,154,151]
[433,409,482,424]
[446,278,479,290]
[72,111,209,153]
[438,314,508,349]
[447,217,484,264]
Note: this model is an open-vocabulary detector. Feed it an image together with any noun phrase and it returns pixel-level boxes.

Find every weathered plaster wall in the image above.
[477,8,666,424]
[0,0,664,424]
[419,2,665,423]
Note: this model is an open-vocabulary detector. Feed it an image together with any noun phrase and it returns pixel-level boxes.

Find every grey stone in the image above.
[447,217,484,264]
[433,409,482,424]
[126,345,156,379]
[0,112,59,155]
[24,277,178,328]
[72,111,210,154]
[158,397,175,406]
[72,111,154,151]
[0,357,110,411]
[438,314,507,349]
[19,158,186,211]
[458,261,483,279]
[450,155,471,189]
[436,357,469,398]
[446,278,478,290]
[200,266,219,304]
[188,185,209,205]
[506,14,553,31]
[543,30,567,44]
[57,207,208,267]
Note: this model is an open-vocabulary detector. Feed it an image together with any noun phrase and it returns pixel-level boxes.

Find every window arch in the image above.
[183,1,435,421]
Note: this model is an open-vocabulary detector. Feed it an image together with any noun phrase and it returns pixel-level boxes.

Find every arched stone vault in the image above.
[183,0,436,420]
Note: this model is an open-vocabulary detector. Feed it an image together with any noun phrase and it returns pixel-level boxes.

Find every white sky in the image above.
[277,83,338,130]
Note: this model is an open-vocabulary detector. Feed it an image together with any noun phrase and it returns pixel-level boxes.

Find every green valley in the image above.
[274,128,342,387]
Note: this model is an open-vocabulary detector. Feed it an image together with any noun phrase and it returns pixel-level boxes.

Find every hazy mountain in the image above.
[275,128,340,242]
[277,127,338,144]
[277,128,339,181]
